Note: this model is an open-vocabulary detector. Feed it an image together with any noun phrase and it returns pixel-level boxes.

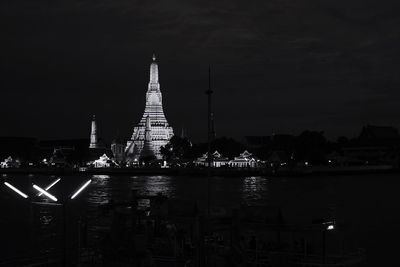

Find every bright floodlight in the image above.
[71,180,91,200]
[33,184,57,201]
[4,182,28,198]
[38,178,61,196]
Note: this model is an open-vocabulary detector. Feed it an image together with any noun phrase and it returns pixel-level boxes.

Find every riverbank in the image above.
[0,164,397,177]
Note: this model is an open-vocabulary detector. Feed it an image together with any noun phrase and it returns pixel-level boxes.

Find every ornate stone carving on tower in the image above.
[89,115,98,149]
[125,55,174,161]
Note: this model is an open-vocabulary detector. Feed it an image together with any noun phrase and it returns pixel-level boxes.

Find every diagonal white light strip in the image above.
[71,180,91,199]
[4,182,28,198]
[33,184,57,201]
[38,178,61,196]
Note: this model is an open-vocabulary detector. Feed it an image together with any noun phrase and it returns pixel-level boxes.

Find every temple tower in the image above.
[89,115,98,148]
[125,55,174,161]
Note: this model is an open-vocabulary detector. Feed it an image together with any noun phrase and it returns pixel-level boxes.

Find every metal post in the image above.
[205,66,213,219]
[77,217,81,265]
[322,229,326,264]
[27,175,34,258]
[63,200,67,267]
[196,215,205,267]
[131,190,138,264]
[28,176,34,260]
[304,238,307,261]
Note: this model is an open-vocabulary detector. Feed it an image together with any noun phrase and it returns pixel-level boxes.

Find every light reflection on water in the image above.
[131,175,174,197]
[133,176,174,210]
[242,176,267,204]
[88,175,111,206]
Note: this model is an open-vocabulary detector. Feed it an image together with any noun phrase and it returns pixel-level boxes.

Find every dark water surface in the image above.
[1,173,399,266]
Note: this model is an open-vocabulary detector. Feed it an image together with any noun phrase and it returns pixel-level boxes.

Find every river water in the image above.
[1,173,399,266]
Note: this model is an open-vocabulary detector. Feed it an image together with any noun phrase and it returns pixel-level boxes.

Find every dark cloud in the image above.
[1,0,400,142]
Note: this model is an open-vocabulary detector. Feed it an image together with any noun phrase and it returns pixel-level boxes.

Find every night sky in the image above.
[1,0,400,143]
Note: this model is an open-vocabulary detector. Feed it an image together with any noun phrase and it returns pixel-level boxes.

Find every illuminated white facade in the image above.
[93,154,112,168]
[229,150,261,168]
[125,55,174,160]
[194,151,230,168]
[0,156,20,168]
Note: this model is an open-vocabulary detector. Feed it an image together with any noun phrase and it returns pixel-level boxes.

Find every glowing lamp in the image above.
[38,178,60,196]
[71,180,91,199]
[33,184,57,201]
[4,182,28,198]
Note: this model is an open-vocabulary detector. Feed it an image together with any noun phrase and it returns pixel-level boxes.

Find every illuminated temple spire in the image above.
[89,115,98,148]
[149,53,159,91]
[125,54,174,161]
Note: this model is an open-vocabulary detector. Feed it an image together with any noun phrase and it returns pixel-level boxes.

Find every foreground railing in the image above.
[0,254,61,267]
[243,248,366,267]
